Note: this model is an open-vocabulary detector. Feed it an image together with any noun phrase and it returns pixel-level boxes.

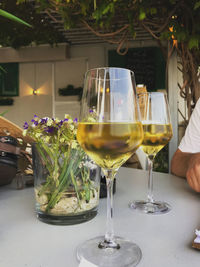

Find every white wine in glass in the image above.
[77,67,144,266]
[129,92,173,214]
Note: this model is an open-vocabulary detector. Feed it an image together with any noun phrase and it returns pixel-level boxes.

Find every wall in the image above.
[0,44,106,128]
[0,62,53,128]
[54,45,106,119]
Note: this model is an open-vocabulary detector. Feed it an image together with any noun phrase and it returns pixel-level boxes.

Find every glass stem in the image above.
[147,156,154,203]
[99,169,119,249]
[105,172,114,242]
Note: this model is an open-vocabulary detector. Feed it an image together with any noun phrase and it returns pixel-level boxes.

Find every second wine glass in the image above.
[77,67,143,266]
[129,92,173,214]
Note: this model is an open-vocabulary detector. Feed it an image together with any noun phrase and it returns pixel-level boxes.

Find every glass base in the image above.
[129,200,171,215]
[36,207,97,225]
[77,236,142,267]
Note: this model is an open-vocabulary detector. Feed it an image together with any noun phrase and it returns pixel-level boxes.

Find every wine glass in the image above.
[77,67,144,266]
[129,92,173,214]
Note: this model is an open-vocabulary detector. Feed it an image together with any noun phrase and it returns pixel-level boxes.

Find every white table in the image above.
[0,167,200,267]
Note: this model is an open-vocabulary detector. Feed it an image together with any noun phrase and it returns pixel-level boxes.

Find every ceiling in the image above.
[40,10,154,46]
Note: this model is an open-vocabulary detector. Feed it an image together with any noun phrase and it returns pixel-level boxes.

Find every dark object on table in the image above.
[192,230,200,250]
[192,240,200,250]
[0,136,20,186]
[0,116,34,189]
[100,176,116,198]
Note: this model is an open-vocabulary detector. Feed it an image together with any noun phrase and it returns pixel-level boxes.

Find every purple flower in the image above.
[31,119,38,126]
[44,126,55,133]
[57,120,63,128]
[73,118,78,123]
[40,118,48,124]
[89,109,93,113]
[23,122,29,129]
[64,118,69,122]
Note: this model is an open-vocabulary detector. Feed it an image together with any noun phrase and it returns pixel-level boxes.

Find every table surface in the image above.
[0,167,200,267]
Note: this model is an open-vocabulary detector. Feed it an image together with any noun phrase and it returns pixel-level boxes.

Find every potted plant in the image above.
[23,114,100,225]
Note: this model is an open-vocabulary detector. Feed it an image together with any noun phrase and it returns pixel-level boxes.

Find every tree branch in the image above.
[81,19,129,38]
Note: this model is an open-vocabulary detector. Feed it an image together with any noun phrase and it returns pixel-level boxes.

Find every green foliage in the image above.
[194,1,200,9]
[0,0,65,48]
[188,36,199,49]
[150,7,157,15]
[21,0,200,55]
[0,0,197,76]
[139,9,146,20]
[25,114,97,212]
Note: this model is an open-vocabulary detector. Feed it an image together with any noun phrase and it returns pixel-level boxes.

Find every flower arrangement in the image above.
[23,114,78,149]
[23,114,100,221]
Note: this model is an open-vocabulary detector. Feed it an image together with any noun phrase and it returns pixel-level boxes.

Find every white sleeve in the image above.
[179,98,200,153]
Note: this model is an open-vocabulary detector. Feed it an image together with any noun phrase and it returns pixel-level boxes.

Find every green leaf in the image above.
[194,1,200,10]
[102,3,114,15]
[93,2,114,20]
[0,110,8,116]
[94,0,97,10]
[150,7,157,15]
[0,9,32,28]
[188,36,199,49]
[70,170,81,206]
[84,185,91,202]
[139,11,146,20]
[0,65,6,73]
[81,2,89,15]
[176,31,186,42]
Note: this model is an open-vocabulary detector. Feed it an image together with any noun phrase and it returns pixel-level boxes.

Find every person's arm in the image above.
[171,149,200,192]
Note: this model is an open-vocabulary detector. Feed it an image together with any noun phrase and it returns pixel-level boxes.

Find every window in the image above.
[108,47,166,91]
[0,63,19,96]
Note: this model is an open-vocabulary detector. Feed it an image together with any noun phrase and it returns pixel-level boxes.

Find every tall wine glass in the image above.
[77,67,144,266]
[129,92,173,214]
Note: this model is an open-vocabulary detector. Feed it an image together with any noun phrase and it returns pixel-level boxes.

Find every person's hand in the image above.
[186,153,200,192]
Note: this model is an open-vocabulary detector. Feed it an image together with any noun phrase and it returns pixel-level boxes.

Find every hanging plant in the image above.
[58,84,83,100]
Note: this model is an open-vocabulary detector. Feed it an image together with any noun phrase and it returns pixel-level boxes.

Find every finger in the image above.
[192,175,200,192]
[191,177,200,192]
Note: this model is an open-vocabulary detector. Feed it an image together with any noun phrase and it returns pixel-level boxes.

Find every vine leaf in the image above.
[0,8,32,27]
[194,1,200,10]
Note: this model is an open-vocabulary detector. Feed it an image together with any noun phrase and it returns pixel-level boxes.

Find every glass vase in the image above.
[32,143,100,225]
